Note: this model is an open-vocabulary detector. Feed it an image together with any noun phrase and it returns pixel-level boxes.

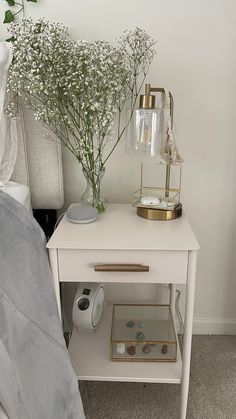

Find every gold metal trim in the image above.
[134,186,181,194]
[139,83,156,109]
[139,94,155,109]
[112,339,177,344]
[95,264,149,272]
[165,164,171,198]
[137,203,182,221]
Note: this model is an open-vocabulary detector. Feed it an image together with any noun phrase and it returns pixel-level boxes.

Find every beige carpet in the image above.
[79,336,236,419]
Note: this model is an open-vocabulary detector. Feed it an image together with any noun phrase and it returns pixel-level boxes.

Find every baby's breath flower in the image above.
[6,19,156,173]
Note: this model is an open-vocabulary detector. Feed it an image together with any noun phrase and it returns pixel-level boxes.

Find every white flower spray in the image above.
[6,19,156,212]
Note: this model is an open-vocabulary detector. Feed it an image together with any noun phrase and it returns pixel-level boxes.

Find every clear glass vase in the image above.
[81,166,108,213]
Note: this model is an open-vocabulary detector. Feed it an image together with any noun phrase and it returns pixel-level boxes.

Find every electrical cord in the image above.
[54,212,65,231]
[175,289,184,335]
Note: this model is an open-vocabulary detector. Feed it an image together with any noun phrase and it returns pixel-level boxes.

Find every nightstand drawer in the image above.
[58,249,188,284]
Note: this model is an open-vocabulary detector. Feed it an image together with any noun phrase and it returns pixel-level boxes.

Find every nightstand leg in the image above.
[180,250,197,419]
[48,248,62,321]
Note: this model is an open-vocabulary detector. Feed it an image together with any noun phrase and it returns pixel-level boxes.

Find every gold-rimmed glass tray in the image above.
[111,304,177,362]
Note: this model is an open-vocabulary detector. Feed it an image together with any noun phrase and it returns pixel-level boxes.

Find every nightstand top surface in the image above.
[47,204,199,251]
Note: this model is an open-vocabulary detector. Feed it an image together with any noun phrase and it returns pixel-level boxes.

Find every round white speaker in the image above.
[66,204,98,224]
[72,283,105,331]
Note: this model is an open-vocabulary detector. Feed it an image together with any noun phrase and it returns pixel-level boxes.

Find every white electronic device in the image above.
[72,283,105,331]
[66,204,98,224]
[140,196,160,206]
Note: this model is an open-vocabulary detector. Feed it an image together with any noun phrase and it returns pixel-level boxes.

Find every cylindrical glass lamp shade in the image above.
[126,108,160,156]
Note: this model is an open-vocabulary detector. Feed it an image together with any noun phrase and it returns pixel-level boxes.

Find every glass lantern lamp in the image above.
[126,84,183,221]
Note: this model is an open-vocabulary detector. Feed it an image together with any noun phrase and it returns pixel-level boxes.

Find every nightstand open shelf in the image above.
[69,305,182,383]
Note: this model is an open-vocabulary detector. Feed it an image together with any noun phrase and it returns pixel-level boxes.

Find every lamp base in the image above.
[136,203,182,221]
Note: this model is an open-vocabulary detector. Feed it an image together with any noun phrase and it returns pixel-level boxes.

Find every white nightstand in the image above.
[47,204,199,419]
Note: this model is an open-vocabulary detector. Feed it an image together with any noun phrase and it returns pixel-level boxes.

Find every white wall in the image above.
[1,0,236,333]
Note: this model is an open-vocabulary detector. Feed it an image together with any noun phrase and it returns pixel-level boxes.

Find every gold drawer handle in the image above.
[94,264,149,272]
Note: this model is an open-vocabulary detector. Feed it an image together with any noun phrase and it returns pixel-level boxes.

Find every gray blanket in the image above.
[0,191,85,419]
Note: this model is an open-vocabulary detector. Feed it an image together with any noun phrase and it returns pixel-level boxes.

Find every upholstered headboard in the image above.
[11,106,64,210]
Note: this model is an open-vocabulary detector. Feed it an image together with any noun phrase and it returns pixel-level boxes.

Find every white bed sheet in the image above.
[0,181,31,212]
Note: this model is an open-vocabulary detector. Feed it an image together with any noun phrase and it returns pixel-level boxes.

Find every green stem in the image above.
[82,165,105,213]
[14,7,24,17]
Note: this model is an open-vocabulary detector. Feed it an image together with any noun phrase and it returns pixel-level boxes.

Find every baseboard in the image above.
[193,317,236,335]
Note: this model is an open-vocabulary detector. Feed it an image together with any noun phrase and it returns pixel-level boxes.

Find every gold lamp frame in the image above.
[136,84,182,221]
